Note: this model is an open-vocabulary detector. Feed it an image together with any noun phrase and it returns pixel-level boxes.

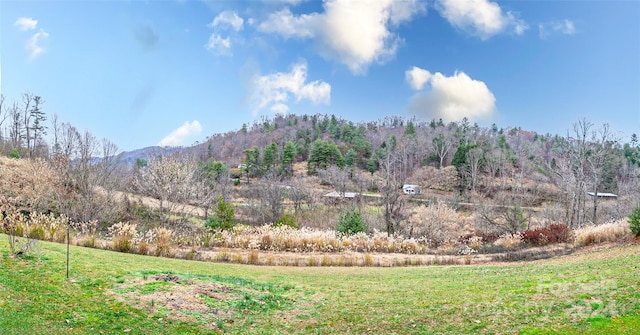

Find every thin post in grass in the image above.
[66,222,70,280]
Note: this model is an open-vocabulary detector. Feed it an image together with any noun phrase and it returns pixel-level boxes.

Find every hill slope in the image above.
[1,237,639,334]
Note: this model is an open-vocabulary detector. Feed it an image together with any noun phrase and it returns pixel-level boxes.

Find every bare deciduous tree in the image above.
[547,119,619,227]
[431,129,454,169]
[406,201,460,244]
[317,165,351,197]
[465,147,484,192]
[378,137,407,235]
[256,171,285,224]
[134,151,196,221]
[285,175,311,213]
[585,123,619,225]
[484,148,505,192]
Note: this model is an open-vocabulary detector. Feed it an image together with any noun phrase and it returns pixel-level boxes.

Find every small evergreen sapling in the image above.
[206,196,236,231]
[337,206,368,235]
[629,207,640,237]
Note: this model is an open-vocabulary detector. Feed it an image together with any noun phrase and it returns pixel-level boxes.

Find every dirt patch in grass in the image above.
[112,274,236,329]
[110,272,299,330]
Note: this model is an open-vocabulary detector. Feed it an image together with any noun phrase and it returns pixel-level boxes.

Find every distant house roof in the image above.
[324,191,359,198]
[587,192,618,198]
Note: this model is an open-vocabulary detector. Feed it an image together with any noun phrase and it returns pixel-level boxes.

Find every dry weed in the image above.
[494,233,523,250]
[574,220,630,246]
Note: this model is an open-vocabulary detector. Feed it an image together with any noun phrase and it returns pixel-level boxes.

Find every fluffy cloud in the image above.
[158,120,203,147]
[14,17,38,31]
[407,67,495,122]
[405,66,432,90]
[205,11,244,55]
[209,11,244,32]
[258,0,425,74]
[435,0,527,40]
[539,19,576,39]
[26,29,49,60]
[251,62,330,114]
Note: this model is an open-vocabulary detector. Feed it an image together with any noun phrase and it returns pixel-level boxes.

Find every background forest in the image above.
[1,93,639,262]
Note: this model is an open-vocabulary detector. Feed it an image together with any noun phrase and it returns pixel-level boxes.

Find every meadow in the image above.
[1,236,639,334]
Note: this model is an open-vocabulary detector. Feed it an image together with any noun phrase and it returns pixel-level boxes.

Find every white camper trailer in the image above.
[402,184,421,195]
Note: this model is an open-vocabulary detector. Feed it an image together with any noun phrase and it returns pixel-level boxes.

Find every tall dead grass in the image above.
[205,225,429,254]
[573,220,631,246]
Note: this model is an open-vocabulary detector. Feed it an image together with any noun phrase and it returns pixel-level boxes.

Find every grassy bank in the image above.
[0,236,639,334]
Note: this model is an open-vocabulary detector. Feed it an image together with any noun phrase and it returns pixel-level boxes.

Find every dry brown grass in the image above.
[494,232,524,250]
[153,227,173,256]
[573,220,631,246]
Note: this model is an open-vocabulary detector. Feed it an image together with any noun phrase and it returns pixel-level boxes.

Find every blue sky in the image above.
[2,0,639,151]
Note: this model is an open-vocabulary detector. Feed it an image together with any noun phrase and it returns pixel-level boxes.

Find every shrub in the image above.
[206,196,235,231]
[9,148,20,159]
[461,232,500,245]
[27,224,46,240]
[109,222,137,253]
[522,224,571,246]
[137,240,149,255]
[494,233,523,250]
[77,220,97,246]
[274,213,299,229]
[629,207,640,237]
[154,227,173,256]
[337,206,368,235]
[406,201,460,243]
[468,236,483,250]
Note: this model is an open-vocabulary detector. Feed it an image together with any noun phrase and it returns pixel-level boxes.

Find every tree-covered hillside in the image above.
[1,93,639,240]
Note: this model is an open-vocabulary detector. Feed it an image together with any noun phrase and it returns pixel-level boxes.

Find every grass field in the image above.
[1,236,639,334]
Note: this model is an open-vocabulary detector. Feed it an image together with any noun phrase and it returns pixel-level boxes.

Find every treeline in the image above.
[2,92,640,236]
[191,112,640,230]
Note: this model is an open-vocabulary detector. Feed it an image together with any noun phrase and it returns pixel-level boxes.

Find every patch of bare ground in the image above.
[111,274,236,330]
[111,271,304,331]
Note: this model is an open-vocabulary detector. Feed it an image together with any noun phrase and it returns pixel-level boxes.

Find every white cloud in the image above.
[405,66,432,90]
[435,0,527,40]
[14,17,38,31]
[158,120,203,147]
[270,103,290,114]
[407,67,496,122]
[259,8,319,38]
[205,33,232,55]
[209,11,244,32]
[205,11,245,56]
[539,19,576,39]
[258,0,425,74]
[14,17,49,60]
[251,62,330,115]
[26,29,49,60]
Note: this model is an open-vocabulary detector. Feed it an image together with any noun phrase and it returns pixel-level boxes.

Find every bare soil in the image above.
[113,274,237,329]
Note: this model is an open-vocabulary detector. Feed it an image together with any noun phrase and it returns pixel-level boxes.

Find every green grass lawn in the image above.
[1,236,639,334]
